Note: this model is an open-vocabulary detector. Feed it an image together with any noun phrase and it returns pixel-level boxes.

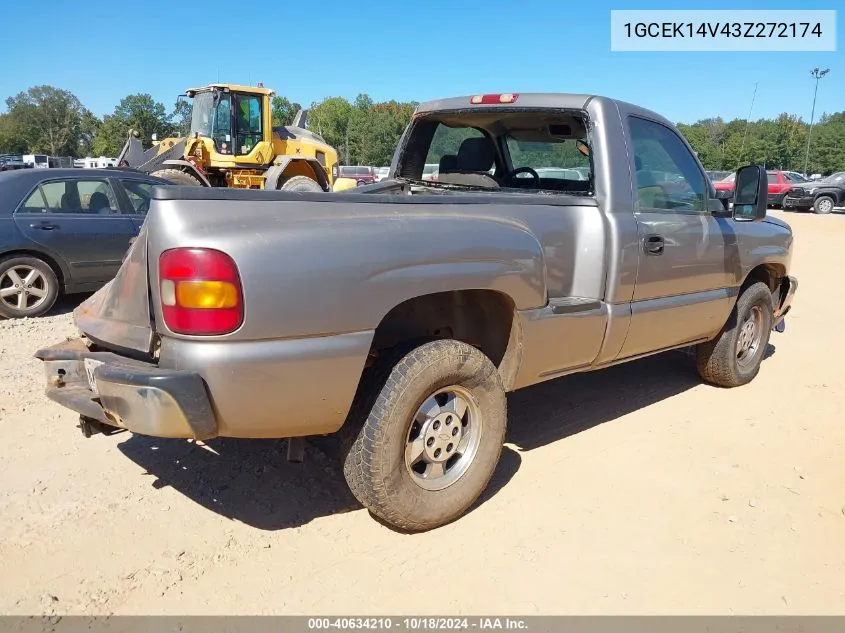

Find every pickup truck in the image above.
[36,93,798,532]
[782,171,845,214]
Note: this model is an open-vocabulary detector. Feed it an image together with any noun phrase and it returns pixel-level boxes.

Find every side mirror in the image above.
[732,164,767,222]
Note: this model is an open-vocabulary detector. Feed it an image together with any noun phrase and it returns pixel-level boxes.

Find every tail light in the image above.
[159,248,243,335]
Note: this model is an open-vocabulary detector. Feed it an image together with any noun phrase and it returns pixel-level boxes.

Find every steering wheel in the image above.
[507,166,541,187]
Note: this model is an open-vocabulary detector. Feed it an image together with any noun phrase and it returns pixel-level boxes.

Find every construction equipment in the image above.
[117,83,339,192]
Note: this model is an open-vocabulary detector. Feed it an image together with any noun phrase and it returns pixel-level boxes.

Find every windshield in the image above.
[190,91,232,152]
[822,172,845,183]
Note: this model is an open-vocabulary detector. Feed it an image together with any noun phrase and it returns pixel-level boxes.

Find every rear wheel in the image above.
[813,195,834,214]
[150,168,203,187]
[342,339,507,531]
[0,256,59,319]
[695,281,773,387]
[278,175,323,192]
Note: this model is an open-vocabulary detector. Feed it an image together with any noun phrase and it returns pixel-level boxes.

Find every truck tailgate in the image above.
[74,225,155,355]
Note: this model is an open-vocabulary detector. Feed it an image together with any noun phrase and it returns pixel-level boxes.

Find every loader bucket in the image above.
[116,135,150,168]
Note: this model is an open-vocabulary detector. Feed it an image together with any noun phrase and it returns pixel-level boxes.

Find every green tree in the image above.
[92,93,174,156]
[309,96,354,164]
[271,96,301,127]
[4,85,87,156]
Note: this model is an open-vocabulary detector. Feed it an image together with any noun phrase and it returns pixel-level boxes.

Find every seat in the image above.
[88,192,112,214]
[438,154,458,175]
[435,137,499,188]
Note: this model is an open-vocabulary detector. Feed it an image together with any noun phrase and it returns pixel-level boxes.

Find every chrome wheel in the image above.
[816,197,833,214]
[404,386,482,491]
[0,265,49,313]
[736,305,763,369]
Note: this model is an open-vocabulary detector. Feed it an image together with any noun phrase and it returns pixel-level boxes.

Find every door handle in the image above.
[29,222,57,230]
[644,235,665,255]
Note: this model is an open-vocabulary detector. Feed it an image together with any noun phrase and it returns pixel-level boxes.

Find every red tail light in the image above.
[159,248,243,335]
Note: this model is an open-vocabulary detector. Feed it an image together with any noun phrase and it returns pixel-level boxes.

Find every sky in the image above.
[1,0,842,125]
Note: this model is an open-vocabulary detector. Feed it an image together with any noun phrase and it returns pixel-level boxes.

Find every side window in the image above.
[120,180,153,215]
[33,180,118,214]
[18,188,48,213]
[235,94,262,154]
[628,116,706,214]
[76,180,118,213]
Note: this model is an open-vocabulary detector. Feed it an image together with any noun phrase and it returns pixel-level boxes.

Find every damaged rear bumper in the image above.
[35,338,217,440]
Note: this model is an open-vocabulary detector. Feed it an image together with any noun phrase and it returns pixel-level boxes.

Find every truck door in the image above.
[619,115,734,359]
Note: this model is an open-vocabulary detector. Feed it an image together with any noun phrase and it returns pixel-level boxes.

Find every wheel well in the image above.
[0,249,65,289]
[742,264,786,293]
[280,160,329,190]
[742,263,787,308]
[370,290,522,390]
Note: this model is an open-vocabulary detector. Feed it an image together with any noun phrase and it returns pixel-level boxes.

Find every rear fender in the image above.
[264,157,330,191]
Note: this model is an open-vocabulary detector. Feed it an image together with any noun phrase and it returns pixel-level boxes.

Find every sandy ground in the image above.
[0,209,844,616]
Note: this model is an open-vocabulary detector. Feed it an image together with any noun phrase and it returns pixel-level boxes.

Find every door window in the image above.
[120,180,154,215]
[19,180,118,214]
[628,117,706,214]
[235,94,263,154]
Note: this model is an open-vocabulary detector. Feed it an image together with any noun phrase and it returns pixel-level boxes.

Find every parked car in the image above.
[374,167,390,182]
[338,165,377,186]
[706,170,731,182]
[782,171,845,214]
[766,170,809,207]
[421,163,439,181]
[36,93,797,532]
[0,168,168,318]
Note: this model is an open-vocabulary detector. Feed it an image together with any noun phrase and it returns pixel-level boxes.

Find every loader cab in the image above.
[185,84,271,159]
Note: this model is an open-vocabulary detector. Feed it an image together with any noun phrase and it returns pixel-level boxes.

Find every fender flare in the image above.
[157,160,213,187]
[264,157,330,191]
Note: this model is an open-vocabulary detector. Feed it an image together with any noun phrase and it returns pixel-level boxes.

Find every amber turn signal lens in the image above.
[175,280,239,309]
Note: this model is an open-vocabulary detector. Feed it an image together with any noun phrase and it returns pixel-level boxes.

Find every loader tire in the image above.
[695,281,773,388]
[279,175,323,192]
[341,339,507,532]
[150,168,203,187]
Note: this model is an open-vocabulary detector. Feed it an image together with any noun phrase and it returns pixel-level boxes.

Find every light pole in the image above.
[804,67,829,177]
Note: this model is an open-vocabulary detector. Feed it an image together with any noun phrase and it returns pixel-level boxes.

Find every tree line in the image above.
[1,84,844,174]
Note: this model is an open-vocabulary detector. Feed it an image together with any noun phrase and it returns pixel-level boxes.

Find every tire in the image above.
[149,168,203,187]
[342,339,507,531]
[279,175,323,192]
[0,255,59,319]
[813,195,834,214]
[695,281,773,388]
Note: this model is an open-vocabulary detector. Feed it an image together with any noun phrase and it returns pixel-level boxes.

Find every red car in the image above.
[338,165,377,186]
[766,170,809,207]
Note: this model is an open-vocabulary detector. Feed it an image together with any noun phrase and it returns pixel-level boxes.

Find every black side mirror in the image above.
[732,164,767,222]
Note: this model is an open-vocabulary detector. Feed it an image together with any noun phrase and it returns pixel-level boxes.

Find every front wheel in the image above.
[342,340,507,531]
[695,281,773,387]
[279,175,323,192]
[149,168,203,187]
[813,196,834,214]
[0,256,59,318]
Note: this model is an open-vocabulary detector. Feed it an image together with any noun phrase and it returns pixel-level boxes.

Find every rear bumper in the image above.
[35,339,216,439]
[774,275,798,323]
[36,330,374,440]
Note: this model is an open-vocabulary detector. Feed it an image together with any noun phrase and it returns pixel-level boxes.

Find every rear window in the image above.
[766,172,777,184]
[404,111,593,194]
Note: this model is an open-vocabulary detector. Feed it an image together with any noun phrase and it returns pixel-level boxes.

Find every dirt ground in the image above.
[0,210,843,616]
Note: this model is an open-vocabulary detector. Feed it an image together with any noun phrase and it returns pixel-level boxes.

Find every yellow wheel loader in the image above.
[117,83,340,192]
